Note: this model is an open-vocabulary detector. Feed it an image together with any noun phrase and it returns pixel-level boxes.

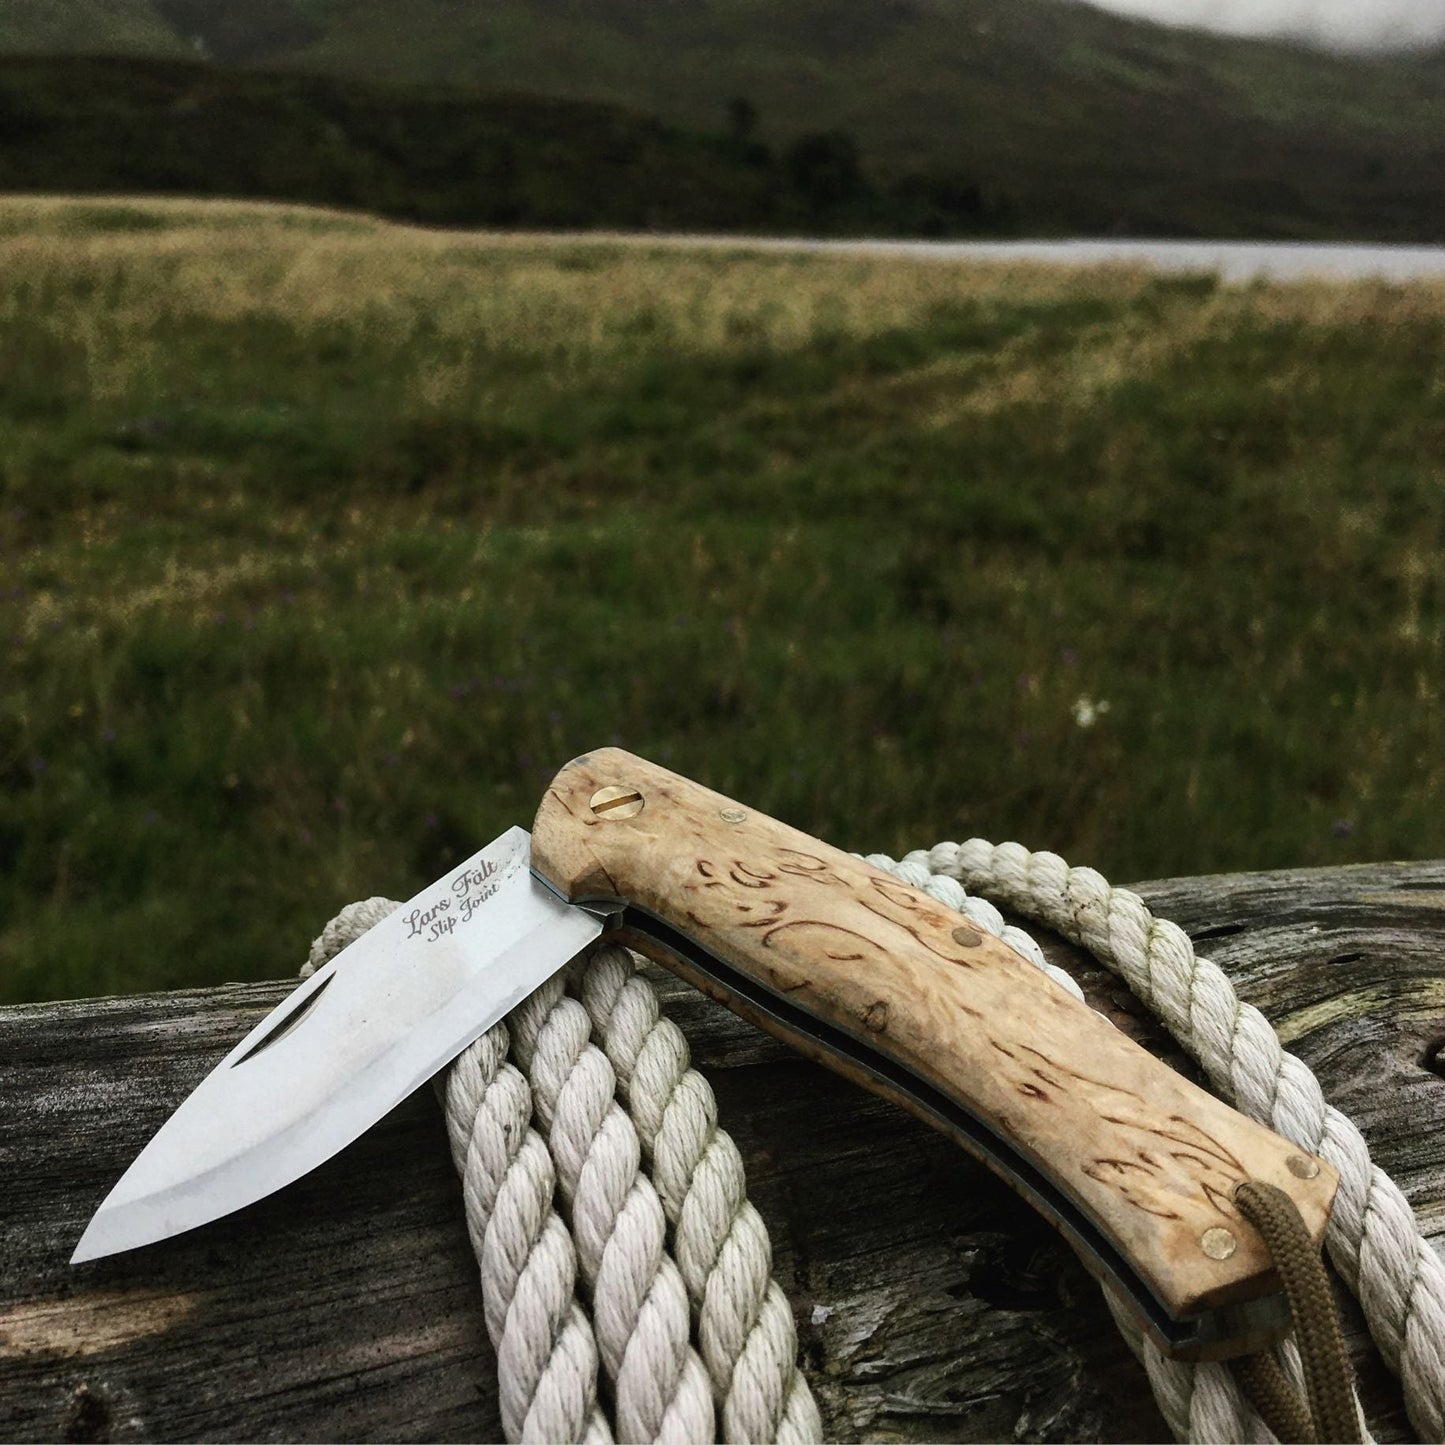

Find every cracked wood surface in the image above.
[1,859,1443,1443]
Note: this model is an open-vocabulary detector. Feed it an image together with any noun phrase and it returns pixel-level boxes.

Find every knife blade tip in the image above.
[69,1227,107,1265]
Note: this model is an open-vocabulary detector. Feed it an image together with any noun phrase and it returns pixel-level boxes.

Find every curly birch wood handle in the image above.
[529,748,1338,1361]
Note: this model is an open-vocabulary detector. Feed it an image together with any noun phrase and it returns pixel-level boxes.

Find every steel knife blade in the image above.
[73,748,1338,1363]
[70,825,604,1266]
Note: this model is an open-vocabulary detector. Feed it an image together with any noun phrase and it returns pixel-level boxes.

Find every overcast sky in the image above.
[1076,0,1445,50]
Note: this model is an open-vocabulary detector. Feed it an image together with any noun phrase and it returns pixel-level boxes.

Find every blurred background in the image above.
[1,1,1442,1002]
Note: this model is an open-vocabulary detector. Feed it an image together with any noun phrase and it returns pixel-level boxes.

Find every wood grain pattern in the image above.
[1,859,1442,1440]
[530,750,1338,1357]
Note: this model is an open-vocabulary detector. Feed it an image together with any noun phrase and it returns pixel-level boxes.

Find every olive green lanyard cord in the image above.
[1231,1181,1362,1444]
[1233,1350,1318,1444]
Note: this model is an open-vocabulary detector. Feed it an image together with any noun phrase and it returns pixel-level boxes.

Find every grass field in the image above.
[3,195,1443,1004]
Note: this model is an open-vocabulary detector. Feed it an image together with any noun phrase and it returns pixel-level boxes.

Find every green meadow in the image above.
[3,196,1442,1003]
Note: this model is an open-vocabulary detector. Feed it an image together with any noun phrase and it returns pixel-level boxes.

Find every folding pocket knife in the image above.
[73,748,1337,1362]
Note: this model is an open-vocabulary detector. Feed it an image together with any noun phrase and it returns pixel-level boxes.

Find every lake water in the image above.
[618,235,1445,283]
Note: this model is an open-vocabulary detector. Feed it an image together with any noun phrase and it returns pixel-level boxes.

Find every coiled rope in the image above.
[307,836,1445,1444]
[306,909,821,1445]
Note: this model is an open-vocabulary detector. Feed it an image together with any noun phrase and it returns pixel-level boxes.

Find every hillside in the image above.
[259,0,1445,155]
[0,0,186,57]
[1,0,1443,238]
[0,57,1005,236]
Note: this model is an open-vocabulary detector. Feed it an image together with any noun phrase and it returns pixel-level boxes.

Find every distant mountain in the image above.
[3,0,1443,240]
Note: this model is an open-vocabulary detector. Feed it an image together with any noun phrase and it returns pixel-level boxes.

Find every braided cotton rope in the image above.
[575,946,822,1445]
[306,904,821,1445]
[441,1017,613,1444]
[864,840,1445,1445]
[508,968,717,1444]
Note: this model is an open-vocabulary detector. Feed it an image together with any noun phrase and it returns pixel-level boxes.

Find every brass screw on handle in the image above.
[1200,1226,1238,1260]
[590,785,645,819]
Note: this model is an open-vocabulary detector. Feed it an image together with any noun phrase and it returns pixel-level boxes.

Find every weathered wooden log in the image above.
[2,860,1442,1443]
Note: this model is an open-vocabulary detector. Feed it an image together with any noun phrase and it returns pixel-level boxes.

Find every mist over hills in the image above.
[2,0,1442,239]
[1071,0,1445,53]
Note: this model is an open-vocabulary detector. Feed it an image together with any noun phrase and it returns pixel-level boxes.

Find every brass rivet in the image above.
[1287,1155,1321,1180]
[590,785,644,820]
[951,925,984,948]
[1200,1227,1237,1261]
[719,807,747,824]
